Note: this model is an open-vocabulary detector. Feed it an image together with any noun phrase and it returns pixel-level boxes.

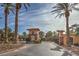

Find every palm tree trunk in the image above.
[15,3,19,43]
[65,16,70,46]
[4,8,8,43]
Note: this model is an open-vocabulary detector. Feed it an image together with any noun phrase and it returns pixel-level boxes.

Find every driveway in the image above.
[0,42,77,56]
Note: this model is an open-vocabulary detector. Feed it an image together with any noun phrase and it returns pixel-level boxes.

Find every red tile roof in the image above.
[27,28,40,31]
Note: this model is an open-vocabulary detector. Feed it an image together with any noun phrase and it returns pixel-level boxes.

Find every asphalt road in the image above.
[0,42,77,56]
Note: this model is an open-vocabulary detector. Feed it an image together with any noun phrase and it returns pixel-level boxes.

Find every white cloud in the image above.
[10,4,79,33]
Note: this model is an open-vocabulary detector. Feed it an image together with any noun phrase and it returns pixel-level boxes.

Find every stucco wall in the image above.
[63,35,79,45]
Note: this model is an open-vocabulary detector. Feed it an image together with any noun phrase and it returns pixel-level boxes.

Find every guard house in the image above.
[27,28,41,43]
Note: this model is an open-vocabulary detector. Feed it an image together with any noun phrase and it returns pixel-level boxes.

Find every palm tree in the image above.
[15,3,30,43]
[1,3,14,43]
[51,3,79,46]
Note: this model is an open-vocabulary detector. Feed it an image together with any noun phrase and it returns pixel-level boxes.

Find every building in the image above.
[57,30,79,46]
[27,28,41,43]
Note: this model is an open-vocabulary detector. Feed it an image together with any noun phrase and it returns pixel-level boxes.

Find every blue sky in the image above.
[0,3,79,34]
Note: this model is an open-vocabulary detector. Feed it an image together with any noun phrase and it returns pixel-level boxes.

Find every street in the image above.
[0,42,77,56]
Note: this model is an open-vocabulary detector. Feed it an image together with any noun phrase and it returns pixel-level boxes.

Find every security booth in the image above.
[27,28,41,43]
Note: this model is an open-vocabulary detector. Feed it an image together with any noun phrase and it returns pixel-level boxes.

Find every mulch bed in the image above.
[0,43,24,54]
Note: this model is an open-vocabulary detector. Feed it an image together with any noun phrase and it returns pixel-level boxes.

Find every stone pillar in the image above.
[57,30,64,45]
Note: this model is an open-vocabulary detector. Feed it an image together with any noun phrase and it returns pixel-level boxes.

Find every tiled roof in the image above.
[27,28,40,31]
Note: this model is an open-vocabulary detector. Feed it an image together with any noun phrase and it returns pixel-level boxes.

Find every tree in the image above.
[45,31,53,41]
[9,31,15,43]
[76,27,79,35]
[0,29,3,41]
[3,27,15,43]
[14,3,30,43]
[52,31,57,36]
[22,32,27,40]
[51,3,79,46]
[0,27,15,43]
[52,31,59,43]
[0,29,3,34]
[1,3,14,43]
[69,24,79,35]
[39,31,45,40]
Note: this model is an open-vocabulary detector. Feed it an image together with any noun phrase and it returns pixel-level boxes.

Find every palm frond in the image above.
[18,4,22,9]
[73,7,79,11]
[23,3,30,11]
[51,3,79,19]
[71,3,79,11]
[9,8,15,14]
[55,13,64,18]
[51,8,62,16]
[57,3,65,9]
